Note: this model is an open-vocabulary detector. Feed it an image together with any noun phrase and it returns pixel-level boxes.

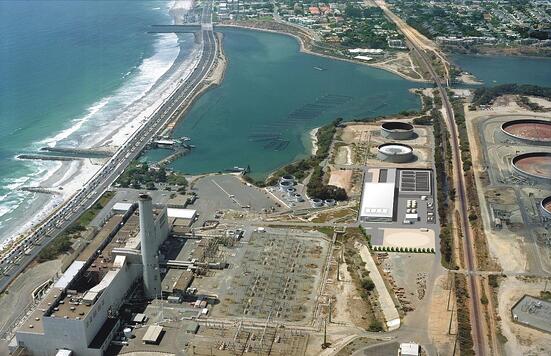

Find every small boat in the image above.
[313,66,325,71]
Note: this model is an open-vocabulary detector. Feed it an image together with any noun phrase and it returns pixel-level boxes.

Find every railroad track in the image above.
[374,1,486,355]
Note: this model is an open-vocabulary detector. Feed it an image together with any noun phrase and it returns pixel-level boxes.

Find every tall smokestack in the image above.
[138,193,160,299]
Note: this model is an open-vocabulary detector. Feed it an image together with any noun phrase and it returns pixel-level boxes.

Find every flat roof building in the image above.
[359,168,397,222]
[14,195,169,356]
[359,182,396,222]
[142,325,164,344]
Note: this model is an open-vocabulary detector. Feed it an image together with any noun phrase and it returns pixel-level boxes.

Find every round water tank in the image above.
[311,198,324,208]
[123,327,133,338]
[377,143,414,163]
[512,152,551,182]
[381,121,415,140]
[541,196,551,219]
[279,180,294,191]
[293,194,304,202]
[501,118,551,145]
[280,175,295,183]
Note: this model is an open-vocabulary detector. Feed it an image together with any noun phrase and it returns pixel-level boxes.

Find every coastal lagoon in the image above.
[452,54,551,87]
[159,29,424,178]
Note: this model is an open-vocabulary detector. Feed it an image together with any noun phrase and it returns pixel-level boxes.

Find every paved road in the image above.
[375,1,486,355]
[0,2,217,292]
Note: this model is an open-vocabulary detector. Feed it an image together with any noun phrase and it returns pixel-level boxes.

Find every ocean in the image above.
[0,1,194,241]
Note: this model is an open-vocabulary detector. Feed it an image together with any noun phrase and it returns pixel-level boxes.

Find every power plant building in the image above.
[13,194,169,356]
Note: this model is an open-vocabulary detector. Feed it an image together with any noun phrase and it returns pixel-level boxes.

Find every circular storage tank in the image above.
[324,199,336,206]
[377,143,414,163]
[381,121,415,140]
[501,119,551,145]
[293,193,304,202]
[123,328,133,338]
[286,187,297,196]
[512,152,551,182]
[540,196,551,219]
[279,180,293,191]
[311,198,324,208]
[280,175,295,183]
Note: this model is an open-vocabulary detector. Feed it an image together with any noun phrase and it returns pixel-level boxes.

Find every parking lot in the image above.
[188,174,280,225]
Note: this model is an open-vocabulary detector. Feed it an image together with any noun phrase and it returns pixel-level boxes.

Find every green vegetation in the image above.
[432,104,456,268]
[37,232,73,262]
[488,274,500,289]
[450,95,472,171]
[38,191,114,262]
[77,191,115,227]
[517,96,546,112]
[261,119,348,201]
[455,274,475,356]
[117,161,187,193]
[540,290,551,301]
[471,84,551,108]
[368,319,384,332]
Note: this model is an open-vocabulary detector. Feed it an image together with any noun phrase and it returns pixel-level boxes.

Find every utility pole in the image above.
[328,299,332,323]
[447,273,454,311]
[448,299,455,335]
[323,317,327,345]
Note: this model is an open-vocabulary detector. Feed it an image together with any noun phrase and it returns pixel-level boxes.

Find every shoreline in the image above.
[217,23,430,84]
[0,1,200,250]
[310,128,319,156]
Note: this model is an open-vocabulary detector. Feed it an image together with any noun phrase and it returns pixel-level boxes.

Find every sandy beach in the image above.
[0,0,199,249]
[310,127,319,155]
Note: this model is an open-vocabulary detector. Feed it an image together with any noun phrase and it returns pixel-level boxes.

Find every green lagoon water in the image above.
[153,29,424,178]
[452,54,551,87]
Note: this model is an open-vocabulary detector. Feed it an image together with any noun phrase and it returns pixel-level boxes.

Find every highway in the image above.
[375,1,486,355]
[0,2,217,292]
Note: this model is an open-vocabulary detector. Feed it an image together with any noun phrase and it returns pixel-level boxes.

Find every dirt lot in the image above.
[497,276,551,356]
[328,169,353,192]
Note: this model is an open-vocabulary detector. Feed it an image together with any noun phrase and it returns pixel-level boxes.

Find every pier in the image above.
[17,154,80,161]
[40,146,113,158]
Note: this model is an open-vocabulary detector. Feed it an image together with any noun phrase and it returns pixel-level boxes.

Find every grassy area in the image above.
[470,84,551,108]
[37,191,115,263]
[450,95,472,171]
[433,108,456,269]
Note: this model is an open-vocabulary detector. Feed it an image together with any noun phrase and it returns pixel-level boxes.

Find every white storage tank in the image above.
[377,143,414,163]
[293,194,304,202]
[279,180,293,191]
[280,174,295,183]
[311,198,324,208]
[123,327,133,339]
[324,199,336,206]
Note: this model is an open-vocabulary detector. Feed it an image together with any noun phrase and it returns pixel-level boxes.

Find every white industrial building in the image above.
[13,194,169,356]
[359,168,397,222]
[359,182,396,222]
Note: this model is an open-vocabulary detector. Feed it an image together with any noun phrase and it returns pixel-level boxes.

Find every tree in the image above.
[361,277,375,292]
